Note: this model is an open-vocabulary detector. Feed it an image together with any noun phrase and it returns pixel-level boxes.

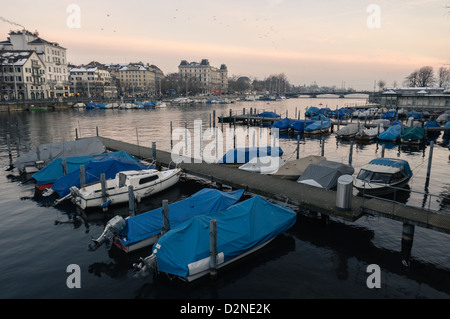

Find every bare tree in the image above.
[377,79,386,91]
[438,67,450,88]
[404,66,435,87]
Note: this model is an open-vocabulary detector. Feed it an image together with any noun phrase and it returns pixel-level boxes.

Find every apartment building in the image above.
[69,65,117,98]
[0,51,46,100]
[118,64,156,96]
[0,30,70,98]
[178,59,228,93]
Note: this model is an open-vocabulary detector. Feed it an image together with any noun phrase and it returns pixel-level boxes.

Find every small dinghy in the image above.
[69,168,181,210]
[238,156,285,174]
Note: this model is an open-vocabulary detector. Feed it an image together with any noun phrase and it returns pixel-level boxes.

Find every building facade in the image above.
[0,51,46,100]
[118,64,156,97]
[380,87,450,110]
[178,59,228,94]
[0,30,70,98]
[69,66,117,98]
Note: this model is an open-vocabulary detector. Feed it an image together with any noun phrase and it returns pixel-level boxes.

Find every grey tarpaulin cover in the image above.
[13,137,106,173]
[297,160,354,189]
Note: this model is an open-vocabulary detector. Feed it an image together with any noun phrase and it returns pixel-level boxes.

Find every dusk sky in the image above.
[1,0,449,90]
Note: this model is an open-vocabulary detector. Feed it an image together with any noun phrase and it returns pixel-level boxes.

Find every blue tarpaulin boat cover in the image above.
[305,107,319,116]
[382,110,397,119]
[32,151,139,186]
[378,124,402,141]
[444,121,450,139]
[305,120,331,132]
[368,158,412,178]
[121,188,245,247]
[270,118,291,130]
[217,147,283,164]
[290,119,315,132]
[309,115,331,121]
[409,111,424,119]
[257,111,280,118]
[52,156,150,197]
[153,195,297,279]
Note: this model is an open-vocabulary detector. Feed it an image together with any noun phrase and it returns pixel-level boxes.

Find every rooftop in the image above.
[0,50,33,66]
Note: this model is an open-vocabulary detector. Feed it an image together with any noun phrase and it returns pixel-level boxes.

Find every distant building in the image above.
[0,51,46,100]
[118,64,156,96]
[69,63,117,98]
[178,59,228,94]
[0,30,70,98]
[380,87,450,110]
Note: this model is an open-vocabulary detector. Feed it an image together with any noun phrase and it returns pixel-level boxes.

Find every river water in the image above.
[0,97,449,301]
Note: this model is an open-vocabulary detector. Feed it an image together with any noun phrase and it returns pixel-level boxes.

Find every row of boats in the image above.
[305,106,450,122]
[8,132,420,282]
[271,114,450,145]
[73,101,167,109]
[11,138,298,282]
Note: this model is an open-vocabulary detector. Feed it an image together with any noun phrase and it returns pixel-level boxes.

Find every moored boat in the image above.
[271,155,326,180]
[304,120,331,135]
[134,195,297,282]
[217,146,283,164]
[297,160,354,189]
[238,156,285,174]
[377,124,403,142]
[69,168,181,210]
[13,137,106,174]
[355,126,381,142]
[401,126,425,145]
[335,123,359,139]
[353,158,412,195]
[33,150,140,192]
[88,188,245,252]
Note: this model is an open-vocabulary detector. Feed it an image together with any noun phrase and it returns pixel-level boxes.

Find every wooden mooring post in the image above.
[162,199,170,235]
[210,219,218,279]
[401,223,415,266]
[128,185,135,217]
[79,165,86,188]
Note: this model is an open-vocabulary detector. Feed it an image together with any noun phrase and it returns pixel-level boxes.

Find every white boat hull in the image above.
[183,238,275,282]
[71,169,181,210]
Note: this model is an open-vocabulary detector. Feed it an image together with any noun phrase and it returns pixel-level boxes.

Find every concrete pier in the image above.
[96,136,450,235]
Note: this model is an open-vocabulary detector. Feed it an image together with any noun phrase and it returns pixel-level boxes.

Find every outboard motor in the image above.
[133,254,157,277]
[88,215,126,251]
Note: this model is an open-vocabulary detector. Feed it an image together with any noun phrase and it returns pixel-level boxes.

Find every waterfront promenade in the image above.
[95,136,450,237]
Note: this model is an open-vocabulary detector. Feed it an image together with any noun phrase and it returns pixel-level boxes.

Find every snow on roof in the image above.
[69,67,98,72]
[0,51,32,65]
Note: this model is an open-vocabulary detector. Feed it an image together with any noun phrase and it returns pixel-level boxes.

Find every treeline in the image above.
[404,66,450,88]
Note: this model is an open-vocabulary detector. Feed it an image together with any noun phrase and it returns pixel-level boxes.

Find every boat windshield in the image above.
[357,169,392,184]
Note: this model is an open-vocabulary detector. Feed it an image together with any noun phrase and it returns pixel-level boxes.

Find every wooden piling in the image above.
[427,140,434,179]
[348,141,353,165]
[80,165,86,188]
[152,142,156,160]
[209,219,218,278]
[62,158,67,175]
[170,121,173,149]
[100,173,107,211]
[162,199,169,234]
[128,185,135,216]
